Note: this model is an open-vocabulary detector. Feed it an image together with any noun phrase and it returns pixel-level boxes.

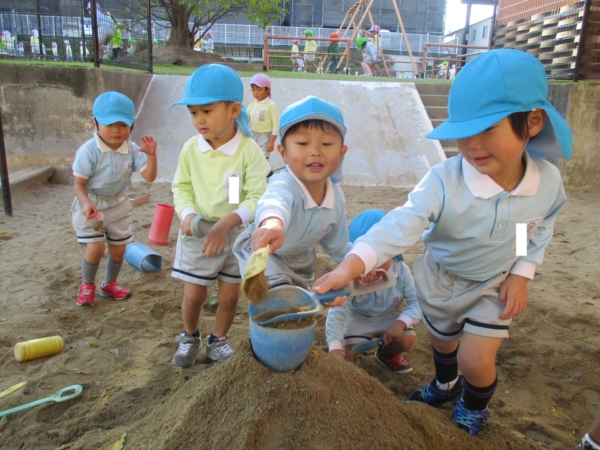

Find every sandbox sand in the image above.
[0,180,598,449]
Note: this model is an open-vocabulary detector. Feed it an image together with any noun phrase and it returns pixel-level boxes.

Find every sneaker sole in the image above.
[171,356,196,369]
[375,355,414,374]
[99,291,131,301]
[77,301,93,307]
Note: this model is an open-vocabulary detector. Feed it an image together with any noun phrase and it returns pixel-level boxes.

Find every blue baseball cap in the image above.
[173,64,251,136]
[93,92,135,126]
[349,209,386,243]
[427,49,572,160]
[279,96,346,140]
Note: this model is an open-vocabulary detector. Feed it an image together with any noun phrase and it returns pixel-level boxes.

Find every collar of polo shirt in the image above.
[95,134,129,155]
[196,128,242,155]
[287,168,335,210]
[462,152,540,199]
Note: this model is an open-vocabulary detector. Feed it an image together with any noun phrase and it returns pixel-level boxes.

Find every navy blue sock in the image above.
[433,346,459,384]
[208,333,218,344]
[462,377,497,411]
[186,329,200,338]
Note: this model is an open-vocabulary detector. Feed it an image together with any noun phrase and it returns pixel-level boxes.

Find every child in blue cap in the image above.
[326,209,421,373]
[170,64,271,368]
[314,49,572,436]
[72,91,157,306]
[233,96,349,299]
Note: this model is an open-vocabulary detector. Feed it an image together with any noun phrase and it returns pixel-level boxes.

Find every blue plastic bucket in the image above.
[248,285,318,372]
[125,242,162,273]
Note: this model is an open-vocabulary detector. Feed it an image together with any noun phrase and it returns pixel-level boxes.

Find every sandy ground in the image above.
[0,180,598,449]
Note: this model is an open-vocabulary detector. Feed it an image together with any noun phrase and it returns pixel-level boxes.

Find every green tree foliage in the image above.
[152,0,288,48]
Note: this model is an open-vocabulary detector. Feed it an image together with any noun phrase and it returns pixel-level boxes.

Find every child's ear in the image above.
[230,102,242,119]
[528,109,547,138]
[277,143,287,162]
[341,144,348,157]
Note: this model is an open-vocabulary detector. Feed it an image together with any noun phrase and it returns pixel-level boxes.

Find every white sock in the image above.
[584,434,600,450]
[436,376,459,391]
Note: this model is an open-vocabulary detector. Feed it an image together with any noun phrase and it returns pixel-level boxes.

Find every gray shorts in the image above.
[251,132,271,159]
[364,54,375,65]
[72,193,133,245]
[343,309,416,346]
[172,219,244,286]
[233,223,317,290]
[413,249,511,341]
[304,53,315,63]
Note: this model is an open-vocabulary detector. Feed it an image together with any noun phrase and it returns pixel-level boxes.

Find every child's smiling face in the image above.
[456,110,546,191]
[278,122,347,195]
[96,122,131,150]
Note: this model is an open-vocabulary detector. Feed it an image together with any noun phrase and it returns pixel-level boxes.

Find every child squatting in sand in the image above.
[314,49,573,436]
[170,64,271,368]
[72,91,157,307]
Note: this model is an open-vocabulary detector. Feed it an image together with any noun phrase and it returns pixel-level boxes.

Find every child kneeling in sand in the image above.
[314,49,572,436]
[72,91,157,307]
[171,65,271,368]
[326,210,421,373]
[234,96,348,305]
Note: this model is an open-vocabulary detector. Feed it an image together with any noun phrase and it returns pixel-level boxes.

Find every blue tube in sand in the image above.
[125,242,162,273]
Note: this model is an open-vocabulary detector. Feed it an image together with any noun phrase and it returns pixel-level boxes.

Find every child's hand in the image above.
[252,218,284,253]
[267,141,275,153]
[330,349,346,361]
[139,135,157,156]
[181,214,195,236]
[202,218,231,257]
[81,200,98,218]
[499,274,529,319]
[384,320,407,347]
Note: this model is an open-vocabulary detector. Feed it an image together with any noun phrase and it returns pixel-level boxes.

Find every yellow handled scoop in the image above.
[241,244,269,304]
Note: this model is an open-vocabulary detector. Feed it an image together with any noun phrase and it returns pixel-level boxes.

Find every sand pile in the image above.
[61,341,538,450]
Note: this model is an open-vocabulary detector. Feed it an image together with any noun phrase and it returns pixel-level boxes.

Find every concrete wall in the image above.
[0,65,152,183]
[562,83,600,188]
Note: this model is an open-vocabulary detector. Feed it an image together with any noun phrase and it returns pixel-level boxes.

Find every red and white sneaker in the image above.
[77,283,95,306]
[99,281,131,301]
[375,347,413,373]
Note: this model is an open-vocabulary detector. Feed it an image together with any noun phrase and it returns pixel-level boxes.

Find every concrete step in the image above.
[0,166,55,199]
[414,83,452,96]
[425,106,449,119]
[444,147,460,158]
[418,94,449,107]
[430,118,445,128]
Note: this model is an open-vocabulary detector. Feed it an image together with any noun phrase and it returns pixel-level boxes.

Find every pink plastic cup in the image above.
[148,204,175,246]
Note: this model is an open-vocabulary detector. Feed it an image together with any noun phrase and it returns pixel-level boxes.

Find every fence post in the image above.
[80,0,87,61]
[147,0,153,74]
[0,108,12,216]
[90,0,100,67]
[263,35,269,71]
[35,0,44,57]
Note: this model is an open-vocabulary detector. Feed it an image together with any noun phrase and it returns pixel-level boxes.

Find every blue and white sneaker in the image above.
[408,376,464,407]
[452,398,490,436]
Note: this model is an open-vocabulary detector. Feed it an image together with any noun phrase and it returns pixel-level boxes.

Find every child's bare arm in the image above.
[73,176,96,217]
[139,135,157,182]
[267,135,277,153]
[498,274,529,319]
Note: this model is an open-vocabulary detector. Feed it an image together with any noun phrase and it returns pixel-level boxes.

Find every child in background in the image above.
[72,92,157,307]
[234,96,349,296]
[303,30,318,73]
[327,33,340,74]
[203,30,214,53]
[247,74,279,161]
[171,64,271,368]
[356,37,380,76]
[327,210,421,373]
[291,39,303,72]
[314,49,572,436]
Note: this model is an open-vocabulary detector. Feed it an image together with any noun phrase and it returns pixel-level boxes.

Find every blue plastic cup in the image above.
[125,242,162,273]
[248,285,318,372]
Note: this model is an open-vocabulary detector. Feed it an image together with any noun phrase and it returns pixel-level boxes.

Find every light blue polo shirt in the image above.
[257,167,350,262]
[326,257,422,347]
[73,135,148,197]
[350,153,566,281]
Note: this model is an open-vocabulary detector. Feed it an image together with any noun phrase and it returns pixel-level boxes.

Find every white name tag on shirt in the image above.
[226,172,242,204]
[509,217,543,257]
[122,161,133,180]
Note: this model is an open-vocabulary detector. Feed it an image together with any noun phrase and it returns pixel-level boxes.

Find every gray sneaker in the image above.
[206,335,234,361]
[171,332,201,368]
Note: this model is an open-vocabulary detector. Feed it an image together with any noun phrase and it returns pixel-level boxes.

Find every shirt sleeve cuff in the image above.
[257,209,285,227]
[397,314,414,328]
[234,206,251,225]
[510,259,537,280]
[73,172,89,179]
[347,241,378,275]
[328,340,344,352]
[138,163,147,173]
[180,207,197,221]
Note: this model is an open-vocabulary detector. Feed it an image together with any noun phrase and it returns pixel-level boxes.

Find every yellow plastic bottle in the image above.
[13,336,64,362]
